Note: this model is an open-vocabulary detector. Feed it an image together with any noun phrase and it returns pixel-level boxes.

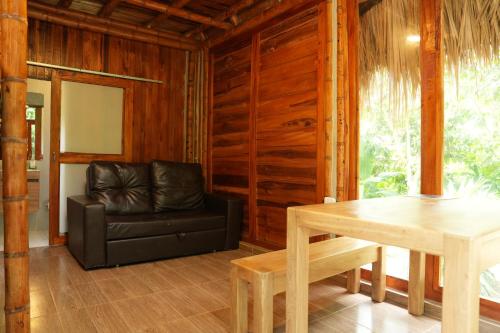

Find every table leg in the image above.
[286,208,310,333]
[408,250,425,315]
[442,236,480,333]
[231,266,248,333]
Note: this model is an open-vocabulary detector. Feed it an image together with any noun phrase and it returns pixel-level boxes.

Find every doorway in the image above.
[0,78,51,250]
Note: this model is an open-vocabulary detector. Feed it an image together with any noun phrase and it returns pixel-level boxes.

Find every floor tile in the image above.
[86,303,131,333]
[58,308,99,333]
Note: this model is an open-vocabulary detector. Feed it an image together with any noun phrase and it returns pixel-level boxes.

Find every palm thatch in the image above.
[359,0,500,120]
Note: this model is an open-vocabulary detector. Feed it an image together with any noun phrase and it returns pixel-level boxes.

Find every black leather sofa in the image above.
[67,160,242,269]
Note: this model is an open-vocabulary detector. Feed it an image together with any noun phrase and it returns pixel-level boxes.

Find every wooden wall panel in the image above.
[27,18,187,163]
[209,4,327,249]
[211,37,253,238]
[256,6,321,247]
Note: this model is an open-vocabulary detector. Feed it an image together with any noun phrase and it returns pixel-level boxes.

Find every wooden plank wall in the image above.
[27,18,188,163]
[209,4,327,249]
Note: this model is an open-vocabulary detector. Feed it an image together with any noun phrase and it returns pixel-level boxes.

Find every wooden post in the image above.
[420,0,443,307]
[0,0,31,331]
[420,0,443,196]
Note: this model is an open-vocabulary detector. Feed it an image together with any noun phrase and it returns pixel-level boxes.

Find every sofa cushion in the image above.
[151,160,205,212]
[105,210,225,240]
[88,161,152,215]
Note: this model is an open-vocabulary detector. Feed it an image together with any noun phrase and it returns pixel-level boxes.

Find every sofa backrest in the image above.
[151,160,204,212]
[87,161,152,215]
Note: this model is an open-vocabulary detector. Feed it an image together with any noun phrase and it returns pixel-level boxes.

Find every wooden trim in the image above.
[49,72,62,246]
[49,71,133,245]
[316,2,327,203]
[28,2,199,51]
[123,0,232,30]
[98,0,122,18]
[248,33,260,241]
[346,0,359,200]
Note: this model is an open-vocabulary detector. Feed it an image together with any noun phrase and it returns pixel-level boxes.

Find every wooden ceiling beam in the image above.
[210,0,318,47]
[145,0,191,29]
[185,0,256,38]
[57,0,74,8]
[122,0,232,30]
[98,0,123,18]
[28,2,200,50]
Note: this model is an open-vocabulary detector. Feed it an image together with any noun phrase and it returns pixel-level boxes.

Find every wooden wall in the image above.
[27,18,188,163]
[209,4,327,249]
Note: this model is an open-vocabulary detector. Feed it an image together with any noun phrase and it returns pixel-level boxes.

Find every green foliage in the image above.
[360,60,500,301]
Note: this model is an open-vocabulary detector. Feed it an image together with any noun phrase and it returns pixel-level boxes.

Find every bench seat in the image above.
[230,237,386,333]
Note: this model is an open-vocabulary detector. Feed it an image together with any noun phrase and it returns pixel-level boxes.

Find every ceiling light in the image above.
[406,35,421,43]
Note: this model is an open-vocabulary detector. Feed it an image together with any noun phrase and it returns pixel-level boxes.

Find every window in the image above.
[442,61,500,302]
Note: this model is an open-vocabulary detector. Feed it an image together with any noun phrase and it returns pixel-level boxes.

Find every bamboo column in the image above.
[336,0,350,202]
[0,0,30,332]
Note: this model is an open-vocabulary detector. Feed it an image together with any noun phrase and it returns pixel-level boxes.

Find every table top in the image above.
[291,196,500,254]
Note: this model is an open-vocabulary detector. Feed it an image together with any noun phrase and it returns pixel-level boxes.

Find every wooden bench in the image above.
[230,237,386,333]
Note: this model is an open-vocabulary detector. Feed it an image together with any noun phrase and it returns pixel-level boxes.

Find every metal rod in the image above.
[27,61,163,84]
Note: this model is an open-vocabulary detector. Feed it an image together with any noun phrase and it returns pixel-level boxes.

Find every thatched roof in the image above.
[359,0,500,118]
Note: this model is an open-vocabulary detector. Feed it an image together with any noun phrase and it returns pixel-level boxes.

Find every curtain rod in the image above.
[27,61,163,84]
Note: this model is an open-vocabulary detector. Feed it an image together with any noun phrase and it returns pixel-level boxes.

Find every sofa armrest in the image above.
[205,192,243,250]
[67,195,106,269]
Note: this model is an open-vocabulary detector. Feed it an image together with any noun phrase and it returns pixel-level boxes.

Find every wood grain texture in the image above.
[420,0,443,196]
[28,18,187,164]
[1,0,31,330]
[209,4,326,249]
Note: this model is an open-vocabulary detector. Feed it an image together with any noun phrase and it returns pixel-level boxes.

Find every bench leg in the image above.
[253,272,274,333]
[346,268,361,293]
[371,246,386,302]
[408,250,426,315]
[231,266,248,333]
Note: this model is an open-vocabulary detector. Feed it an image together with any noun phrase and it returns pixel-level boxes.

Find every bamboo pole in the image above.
[146,0,191,29]
[201,46,209,179]
[27,2,199,51]
[324,0,335,198]
[0,0,31,331]
[98,0,122,18]
[185,50,196,162]
[185,0,257,38]
[336,0,350,202]
[123,0,232,30]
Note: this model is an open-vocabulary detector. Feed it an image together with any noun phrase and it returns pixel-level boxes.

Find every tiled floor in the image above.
[0,246,482,332]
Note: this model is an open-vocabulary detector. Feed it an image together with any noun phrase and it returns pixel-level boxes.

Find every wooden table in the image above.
[286,196,500,333]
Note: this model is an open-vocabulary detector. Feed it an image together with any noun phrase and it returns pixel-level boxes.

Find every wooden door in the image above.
[49,72,133,245]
